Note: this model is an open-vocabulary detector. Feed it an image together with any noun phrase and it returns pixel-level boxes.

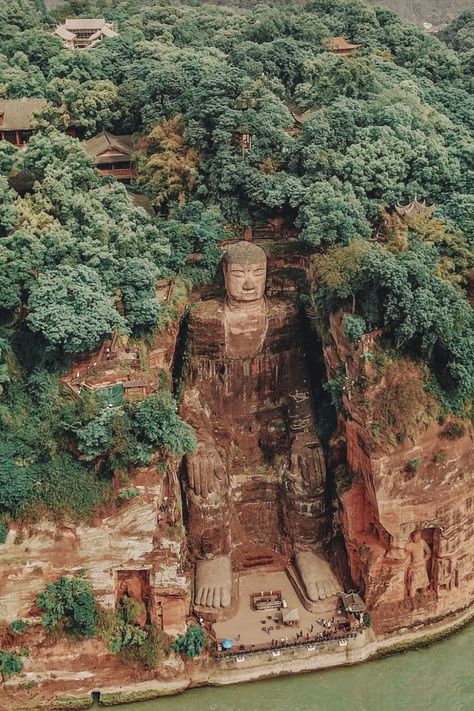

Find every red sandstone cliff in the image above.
[325,312,474,632]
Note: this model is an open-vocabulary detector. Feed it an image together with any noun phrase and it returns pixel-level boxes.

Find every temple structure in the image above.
[54,18,118,49]
[0,240,472,703]
[84,132,135,181]
[0,98,47,146]
[395,197,435,218]
[330,36,361,55]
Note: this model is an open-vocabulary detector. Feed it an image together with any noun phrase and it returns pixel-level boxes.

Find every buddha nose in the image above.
[242,278,255,291]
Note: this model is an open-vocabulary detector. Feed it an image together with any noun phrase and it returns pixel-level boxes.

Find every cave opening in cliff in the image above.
[115,569,152,626]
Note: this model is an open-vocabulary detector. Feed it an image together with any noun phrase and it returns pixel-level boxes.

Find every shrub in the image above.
[96,605,164,669]
[0,651,23,681]
[406,458,421,472]
[134,392,196,456]
[172,625,206,658]
[0,521,6,544]
[10,620,28,635]
[343,314,367,343]
[37,572,96,638]
[434,451,447,464]
[120,624,165,669]
[118,487,140,503]
[440,421,466,440]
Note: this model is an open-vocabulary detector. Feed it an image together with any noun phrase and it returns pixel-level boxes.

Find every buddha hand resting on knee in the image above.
[290,433,326,494]
[186,442,225,498]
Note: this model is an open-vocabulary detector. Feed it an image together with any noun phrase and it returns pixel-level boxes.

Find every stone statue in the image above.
[118,573,147,627]
[181,241,338,609]
[406,530,432,597]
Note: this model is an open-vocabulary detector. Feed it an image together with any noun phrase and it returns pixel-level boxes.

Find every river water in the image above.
[114,623,474,711]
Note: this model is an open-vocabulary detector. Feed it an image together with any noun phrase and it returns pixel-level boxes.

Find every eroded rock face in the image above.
[326,312,474,632]
[0,465,189,636]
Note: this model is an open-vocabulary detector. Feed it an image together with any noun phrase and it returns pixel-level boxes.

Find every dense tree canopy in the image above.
[0,0,472,522]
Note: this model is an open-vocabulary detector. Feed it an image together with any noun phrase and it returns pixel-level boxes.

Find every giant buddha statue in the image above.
[180,241,339,609]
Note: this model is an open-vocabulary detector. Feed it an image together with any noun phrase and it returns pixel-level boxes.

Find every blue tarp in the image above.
[221,639,234,649]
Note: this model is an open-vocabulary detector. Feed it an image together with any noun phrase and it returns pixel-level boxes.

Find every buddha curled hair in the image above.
[222,240,266,265]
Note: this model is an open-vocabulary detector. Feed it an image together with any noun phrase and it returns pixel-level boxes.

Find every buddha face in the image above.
[224,260,266,308]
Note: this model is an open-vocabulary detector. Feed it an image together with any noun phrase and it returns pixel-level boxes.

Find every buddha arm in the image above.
[180,388,225,498]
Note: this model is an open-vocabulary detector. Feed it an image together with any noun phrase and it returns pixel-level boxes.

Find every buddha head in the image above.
[222,241,267,310]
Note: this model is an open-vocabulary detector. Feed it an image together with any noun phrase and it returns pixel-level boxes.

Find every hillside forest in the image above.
[0,0,473,525]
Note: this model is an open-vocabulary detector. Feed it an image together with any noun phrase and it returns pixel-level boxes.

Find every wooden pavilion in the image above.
[0,99,47,146]
[395,198,435,218]
[55,18,118,50]
[330,36,361,56]
[84,132,136,181]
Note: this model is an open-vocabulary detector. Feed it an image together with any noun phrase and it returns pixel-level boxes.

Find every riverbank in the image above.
[6,600,473,709]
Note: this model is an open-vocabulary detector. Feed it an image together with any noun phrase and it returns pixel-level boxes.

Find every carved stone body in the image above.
[405,531,432,597]
[181,243,334,608]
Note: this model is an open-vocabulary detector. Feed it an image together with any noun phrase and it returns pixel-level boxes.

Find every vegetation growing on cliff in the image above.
[0,650,24,682]
[172,624,206,657]
[37,572,96,637]
[0,0,472,523]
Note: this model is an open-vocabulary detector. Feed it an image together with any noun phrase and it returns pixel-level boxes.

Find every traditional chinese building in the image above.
[330,36,361,56]
[395,197,435,218]
[84,132,135,181]
[0,98,47,146]
[55,18,118,49]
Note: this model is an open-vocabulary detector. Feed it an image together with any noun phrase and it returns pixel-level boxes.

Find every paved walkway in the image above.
[213,570,344,648]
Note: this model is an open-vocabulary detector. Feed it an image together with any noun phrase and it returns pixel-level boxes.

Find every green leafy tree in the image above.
[0,176,17,236]
[0,651,23,682]
[0,141,17,175]
[297,179,370,246]
[172,624,206,658]
[120,257,160,333]
[74,407,117,460]
[37,572,96,637]
[5,29,63,72]
[27,265,126,354]
[133,392,196,456]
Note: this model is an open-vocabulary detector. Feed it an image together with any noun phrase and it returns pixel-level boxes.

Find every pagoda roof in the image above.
[331,36,361,52]
[282,608,300,623]
[101,25,118,38]
[0,98,47,130]
[395,198,435,217]
[55,25,75,41]
[291,108,317,125]
[65,18,106,31]
[340,591,365,614]
[84,132,134,162]
[55,19,118,42]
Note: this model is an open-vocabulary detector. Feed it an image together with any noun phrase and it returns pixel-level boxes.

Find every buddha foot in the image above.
[195,555,232,608]
[295,551,339,602]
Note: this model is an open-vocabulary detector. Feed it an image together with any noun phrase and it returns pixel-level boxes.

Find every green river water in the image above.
[107,622,474,711]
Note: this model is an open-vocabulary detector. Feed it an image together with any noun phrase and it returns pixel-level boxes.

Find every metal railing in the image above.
[216,629,364,660]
